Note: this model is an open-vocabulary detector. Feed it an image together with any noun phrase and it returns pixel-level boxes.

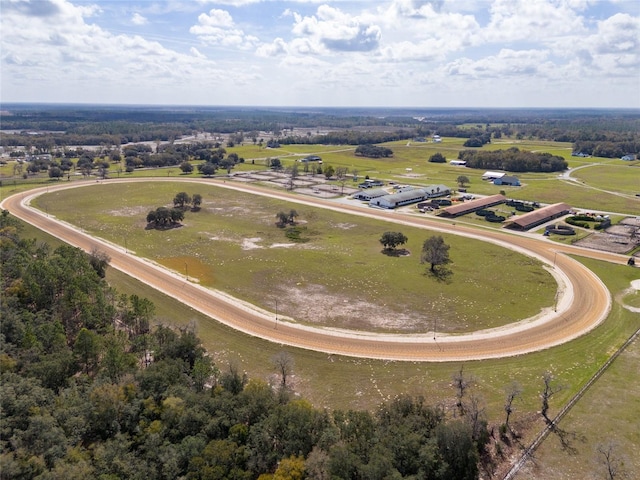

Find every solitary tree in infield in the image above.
[421,235,451,272]
[457,175,470,188]
[379,231,408,252]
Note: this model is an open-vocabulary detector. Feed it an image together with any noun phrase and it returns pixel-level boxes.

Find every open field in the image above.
[3,136,639,214]
[570,162,640,196]
[33,181,556,334]
[514,338,640,480]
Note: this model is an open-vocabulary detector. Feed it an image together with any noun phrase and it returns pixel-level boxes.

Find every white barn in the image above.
[482,171,506,180]
[370,185,451,209]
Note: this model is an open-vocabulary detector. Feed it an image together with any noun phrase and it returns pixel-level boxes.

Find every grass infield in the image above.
[36,181,556,334]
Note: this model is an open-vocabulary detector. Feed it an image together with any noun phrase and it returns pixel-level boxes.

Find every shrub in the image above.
[515,204,534,212]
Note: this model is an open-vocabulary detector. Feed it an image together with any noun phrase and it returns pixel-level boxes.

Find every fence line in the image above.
[503,326,640,480]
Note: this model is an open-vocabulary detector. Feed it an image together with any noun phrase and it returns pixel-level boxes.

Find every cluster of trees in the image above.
[355,144,394,158]
[173,192,203,210]
[146,207,184,228]
[429,153,446,163]
[1,212,489,479]
[572,140,640,158]
[278,130,414,146]
[275,209,298,227]
[458,148,568,173]
[146,192,202,228]
[463,133,492,147]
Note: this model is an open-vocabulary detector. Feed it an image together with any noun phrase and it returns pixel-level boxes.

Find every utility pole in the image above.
[275,299,278,329]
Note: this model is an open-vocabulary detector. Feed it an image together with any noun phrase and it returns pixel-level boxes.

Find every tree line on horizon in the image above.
[2,107,638,159]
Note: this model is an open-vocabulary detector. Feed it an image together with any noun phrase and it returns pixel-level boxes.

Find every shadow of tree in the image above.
[145,223,183,231]
[381,248,410,257]
[549,423,585,455]
[424,266,453,283]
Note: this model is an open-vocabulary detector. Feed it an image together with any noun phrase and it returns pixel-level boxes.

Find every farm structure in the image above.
[300,155,322,163]
[493,175,521,186]
[438,194,507,218]
[352,188,388,201]
[504,203,571,230]
[482,171,506,180]
[369,185,451,209]
[450,160,467,166]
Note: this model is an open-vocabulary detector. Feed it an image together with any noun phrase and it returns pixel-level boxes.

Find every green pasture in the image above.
[34,181,556,334]
[570,162,640,196]
[514,337,640,479]
[505,177,639,214]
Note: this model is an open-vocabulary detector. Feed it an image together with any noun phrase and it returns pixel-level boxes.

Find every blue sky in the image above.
[1,0,639,108]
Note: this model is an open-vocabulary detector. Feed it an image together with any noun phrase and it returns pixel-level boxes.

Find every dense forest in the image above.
[1,105,639,158]
[0,211,489,480]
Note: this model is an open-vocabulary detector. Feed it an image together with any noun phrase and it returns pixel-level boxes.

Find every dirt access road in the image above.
[1,178,627,361]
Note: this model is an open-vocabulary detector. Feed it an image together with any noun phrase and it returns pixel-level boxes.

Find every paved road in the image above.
[1,178,627,361]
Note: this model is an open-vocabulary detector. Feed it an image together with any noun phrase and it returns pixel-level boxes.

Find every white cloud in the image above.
[256,38,288,57]
[190,46,207,59]
[290,5,381,53]
[0,0,252,104]
[197,0,260,5]
[190,8,259,49]
[192,9,235,29]
[131,12,148,26]
[482,0,589,44]
[1,0,638,107]
[446,48,552,78]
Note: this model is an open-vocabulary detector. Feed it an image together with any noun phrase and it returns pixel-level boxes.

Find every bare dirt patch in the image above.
[332,222,358,230]
[276,283,430,333]
[573,216,640,254]
[108,206,149,217]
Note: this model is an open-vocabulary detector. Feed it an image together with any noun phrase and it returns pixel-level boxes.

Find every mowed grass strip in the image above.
[37,181,555,334]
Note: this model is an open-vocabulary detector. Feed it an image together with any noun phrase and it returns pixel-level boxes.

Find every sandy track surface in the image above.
[1,178,626,361]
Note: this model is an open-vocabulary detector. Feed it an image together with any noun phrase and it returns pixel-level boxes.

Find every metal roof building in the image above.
[438,194,507,217]
[504,203,571,230]
[352,188,388,201]
[370,186,451,209]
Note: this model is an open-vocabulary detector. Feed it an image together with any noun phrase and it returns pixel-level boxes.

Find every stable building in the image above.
[370,185,451,209]
[352,188,388,201]
[482,171,506,180]
[438,194,507,218]
[493,175,521,186]
[503,203,571,230]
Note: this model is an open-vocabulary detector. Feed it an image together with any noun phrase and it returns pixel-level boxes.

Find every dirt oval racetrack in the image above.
[1,178,625,361]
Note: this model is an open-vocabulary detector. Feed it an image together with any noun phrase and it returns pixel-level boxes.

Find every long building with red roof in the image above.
[438,194,507,218]
[503,203,572,230]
